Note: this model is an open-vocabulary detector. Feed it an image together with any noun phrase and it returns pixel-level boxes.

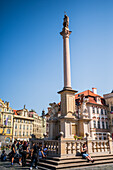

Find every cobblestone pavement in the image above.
[1,161,113,170]
[70,164,113,170]
[0,161,31,170]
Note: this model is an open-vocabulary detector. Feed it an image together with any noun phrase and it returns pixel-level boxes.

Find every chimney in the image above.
[92,88,97,94]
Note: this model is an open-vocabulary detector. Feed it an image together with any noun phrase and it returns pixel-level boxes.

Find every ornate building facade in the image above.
[13,106,34,141]
[47,88,110,140]
[75,88,109,140]
[13,107,46,141]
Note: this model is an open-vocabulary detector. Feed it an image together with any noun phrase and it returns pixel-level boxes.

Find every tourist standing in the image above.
[30,143,39,170]
[17,141,22,165]
[22,141,28,166]
[11,140,17,165]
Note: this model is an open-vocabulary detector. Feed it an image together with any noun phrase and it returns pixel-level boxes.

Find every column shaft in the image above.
[63,36,71,89]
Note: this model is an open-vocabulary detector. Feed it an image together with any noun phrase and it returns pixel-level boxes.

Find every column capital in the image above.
[60,29,72,38]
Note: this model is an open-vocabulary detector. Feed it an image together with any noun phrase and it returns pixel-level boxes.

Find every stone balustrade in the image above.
[30,134,113,157]
[91,140,109,153]
[44,140,59,156]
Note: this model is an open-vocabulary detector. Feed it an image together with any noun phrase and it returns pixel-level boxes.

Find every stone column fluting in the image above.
[60,15,72,90]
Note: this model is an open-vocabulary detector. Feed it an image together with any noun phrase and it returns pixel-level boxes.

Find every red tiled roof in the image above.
[75,90,101,99]
[75,90,105,106]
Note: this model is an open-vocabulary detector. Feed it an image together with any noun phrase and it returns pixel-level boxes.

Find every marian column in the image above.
[58,15,78,139]
[60,15,72,90]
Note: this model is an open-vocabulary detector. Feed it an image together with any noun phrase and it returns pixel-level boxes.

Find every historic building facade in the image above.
[32,110,46,138]
[13,106,34,141]
[104,91,113,138]
[13,106,46,141]
[75,88,109,140]
[0,99,13,143]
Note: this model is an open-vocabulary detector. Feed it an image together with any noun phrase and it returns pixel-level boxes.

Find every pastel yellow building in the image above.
[0,99,13,143]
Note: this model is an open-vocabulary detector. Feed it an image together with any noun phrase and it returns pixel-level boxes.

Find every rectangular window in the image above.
[106,122,108,129]
[97,108,99,114]
[98,121,100,129]
[105,110,107,115]
[23,132,25,136]
[93,107,95,113]
[27,125,29,130]
[30,125,32,130]
[93,120,96,128]
[102,122,105,129]
[101,109,103,115]
[20,124,21,129]
[4,115,6,119]
[8,115,11,120]
[6,129,10,134]
[72,125,76,135]
[23,125,25,130]
[19,131,21,136]
[15,124,17,129]
[8,121,11,127]
[15,131,17,136]
[26,132,28,136]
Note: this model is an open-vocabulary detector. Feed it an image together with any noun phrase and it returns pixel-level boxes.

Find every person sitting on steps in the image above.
[81,143,94,163]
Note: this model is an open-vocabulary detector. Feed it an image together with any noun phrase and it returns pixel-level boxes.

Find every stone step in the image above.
[57,159,113,169]
[46,154,113,161]
[40,156,113,165]
[38,157,113,170]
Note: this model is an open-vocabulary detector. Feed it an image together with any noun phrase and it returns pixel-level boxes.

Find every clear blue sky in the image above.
[0,0,113,115]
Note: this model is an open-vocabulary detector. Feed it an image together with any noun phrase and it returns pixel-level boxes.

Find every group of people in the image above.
[1,141,94,169]
[10,140,48,170]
